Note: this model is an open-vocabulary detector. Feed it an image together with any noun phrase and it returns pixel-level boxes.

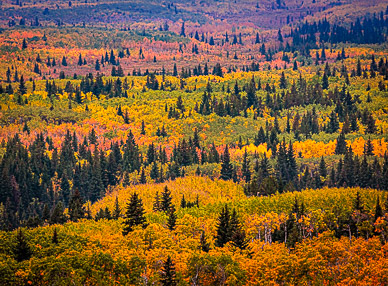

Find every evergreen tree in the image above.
[220,145,233,180]
[327,111,339,133]
[113,196,121,219]
[255,32,260,44]
[153,191,161,212]
[50,201,67,224]
[95,59,100,71]
[52,228,58,244]
[279,72,287,89]
[160,186,172,212]
[22,38,27,49]
[140,120,146,135]
[13,229,32,262]
[242,148,251,182]
[322,72,329,89]
[160,256,177,286]
[61,56,67,66]
[78,54,83,66]
[375,196,383,222]
[354,191,364,212]
[180,22,185,37]
[199,230,210,252]
[167,204,177,231]
[364,137,374,156]
[18,75,27,95]
[319,156,327,178]
[215,205,230,247]
[122,192,147,235]
[335,132,347,155]
[68,189,85,222]
[180,195,186,208]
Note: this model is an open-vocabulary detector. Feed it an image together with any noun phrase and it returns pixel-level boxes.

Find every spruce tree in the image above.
[13,229,32,262]
[160,186,172,212]
[49,201,67,224]
[22,38,27,49]
[335,131,347,155]
[113,196,121,219]
[364,137,374,156]
[242,148,251,182]
[68,189,85,222]
[220,145,233,180]
[167,204,177,231]
[141,120,146,135]
[160,256,177,286]
[18,75,27,95]
[322,72,329,89]
[199,230,210,252]
[287,141,297,182]
[375,196,383,222]
[319,156,327,178]
[122,192,147,235]
[180,195,186,208]
[215,205,230,247]
[153,192,161,212]
[230,209,247,249]
[52,228,58,244]
[279,72,287,89]
[327,111,339,133]
[354,191,364,212]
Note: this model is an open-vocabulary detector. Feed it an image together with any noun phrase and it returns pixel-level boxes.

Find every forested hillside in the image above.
[0,0,388,284]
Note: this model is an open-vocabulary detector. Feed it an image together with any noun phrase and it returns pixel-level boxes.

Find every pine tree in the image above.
[52,228,58,244]
[18,75,27,95]
[95,59,100,71]
[335,132,347,155]
[327,111,339,133]
[13,229,32,262]
[354,191,364,212]
[68,189,85,222]
[287,141,297,182]
[22,121,30,134]
[242,148,251,182]
[61,56,67,66]
[160,256,177,286]
[140,120,146,135]
[22,38,27,49]
[153,191,161,212]
[255,32,260,44]
[277,29,283,42]
[50,201,67,224]
[322,72,329,89]
[364,137,374,156]
[215,205,230,247]
[160,186,172,212]
[220,145,233,180]
[113,196,121,219]
[180,22,185,37]
[279,72,287,89]
[319,156,327,178]
[180,195,186,208]
[375,196,383,222]
[78,54,83,66]
[122,192,147,235]
[230,209,247,249]
[199,230,210,252]
[167,204,177,231]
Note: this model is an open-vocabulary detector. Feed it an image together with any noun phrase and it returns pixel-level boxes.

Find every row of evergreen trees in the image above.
[1,125,385,231]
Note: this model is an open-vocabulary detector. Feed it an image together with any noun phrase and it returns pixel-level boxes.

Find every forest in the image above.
[0,0,388,285]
